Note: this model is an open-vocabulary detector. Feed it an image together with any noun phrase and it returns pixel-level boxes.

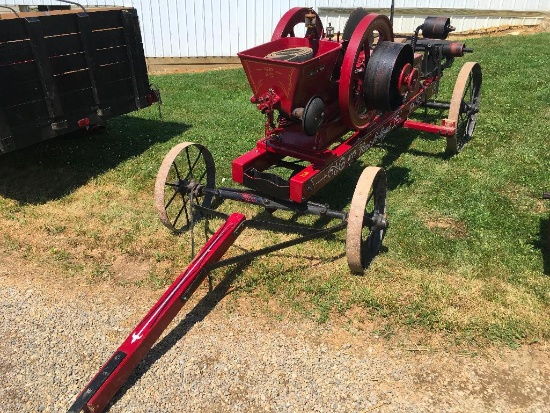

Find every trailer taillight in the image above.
[146,92,159,106]
[77,118,90,128]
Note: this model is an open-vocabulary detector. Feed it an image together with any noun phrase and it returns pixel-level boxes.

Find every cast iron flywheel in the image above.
[364,41,414,112]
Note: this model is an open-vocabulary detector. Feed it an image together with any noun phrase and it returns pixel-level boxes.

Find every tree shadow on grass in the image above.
[314,127,451,212]
[0,116,189,204]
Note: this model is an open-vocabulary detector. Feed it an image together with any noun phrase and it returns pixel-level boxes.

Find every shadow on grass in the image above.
[380,128,452,161]
[0,116,189,204]
[315,127,450,211]
[106,241,352,410]
[107,260,251,411]
[288,122,461,217]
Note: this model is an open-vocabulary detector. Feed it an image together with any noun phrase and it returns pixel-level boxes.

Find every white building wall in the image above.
[8,0,550,57]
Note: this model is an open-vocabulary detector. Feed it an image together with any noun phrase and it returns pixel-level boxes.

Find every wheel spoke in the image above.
[172,161,181,181]
[183,198,190,225]
[184,148,204,182]
[172,199,188,228]
[185,147,192,178]
[165,181,180,188]
[165,188,179,209]
[366,191,374,205]
[462,75,473,102]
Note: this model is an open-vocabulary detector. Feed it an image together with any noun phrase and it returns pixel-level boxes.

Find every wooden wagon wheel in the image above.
[446,62,482,154]
[154,142,216,233]
[346,167,387,274]
[339,14,394,130]
[271,7,324,40]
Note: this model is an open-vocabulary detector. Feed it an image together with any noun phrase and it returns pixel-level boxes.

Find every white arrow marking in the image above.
[128,223,234,346]
[131,332,143,344]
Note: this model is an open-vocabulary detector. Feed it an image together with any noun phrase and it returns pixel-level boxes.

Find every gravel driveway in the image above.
[1,268,548,413]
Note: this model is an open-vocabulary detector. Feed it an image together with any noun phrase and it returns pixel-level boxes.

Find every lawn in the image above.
[0,33,548,348]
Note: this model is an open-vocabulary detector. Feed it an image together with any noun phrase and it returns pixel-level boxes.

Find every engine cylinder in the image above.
[422,16,455,40]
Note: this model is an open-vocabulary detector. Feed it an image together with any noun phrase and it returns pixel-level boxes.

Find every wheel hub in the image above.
[369,212,387,231]
[179,179,204,199]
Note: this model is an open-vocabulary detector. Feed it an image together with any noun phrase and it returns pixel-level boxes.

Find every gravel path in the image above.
[1,271,548,413]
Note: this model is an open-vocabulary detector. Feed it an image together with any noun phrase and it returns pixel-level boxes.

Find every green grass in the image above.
[0,33,548,348]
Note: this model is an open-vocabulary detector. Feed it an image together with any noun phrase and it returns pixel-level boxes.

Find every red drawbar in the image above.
[72,213,246,413]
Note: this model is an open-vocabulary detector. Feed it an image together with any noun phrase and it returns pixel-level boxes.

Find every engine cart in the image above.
[69,7,481,412]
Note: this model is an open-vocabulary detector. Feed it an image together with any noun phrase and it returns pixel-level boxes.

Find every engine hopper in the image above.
[238,37,342,116]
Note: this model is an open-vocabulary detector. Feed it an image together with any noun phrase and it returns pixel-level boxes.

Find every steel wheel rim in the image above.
[447,62,482,153]
[457,72,480,143]
[154,142,215,233]
[346,167,387,274]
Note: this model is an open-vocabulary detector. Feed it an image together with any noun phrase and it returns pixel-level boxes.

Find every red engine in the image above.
[232,8,479,203]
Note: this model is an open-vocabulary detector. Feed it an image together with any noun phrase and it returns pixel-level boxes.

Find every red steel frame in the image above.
[232,12,458,204]
[232,78,449,203]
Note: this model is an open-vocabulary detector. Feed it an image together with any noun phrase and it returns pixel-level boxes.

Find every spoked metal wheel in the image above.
[339,14,394,130]
[346,167,388,274]
[271,7,324,40]
[446,62,482,154]
[154,142,216,233]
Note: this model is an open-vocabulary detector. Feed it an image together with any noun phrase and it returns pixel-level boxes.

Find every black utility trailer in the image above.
[0,6,158,154]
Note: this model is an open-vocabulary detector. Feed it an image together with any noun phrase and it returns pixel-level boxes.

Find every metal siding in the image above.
[165,0,180,57]
[157,0,170,57]
[230,0,239,55]
[194,0,205,57]
[239,0,249,54]
[7,0,550,58]
[214,0,225,55]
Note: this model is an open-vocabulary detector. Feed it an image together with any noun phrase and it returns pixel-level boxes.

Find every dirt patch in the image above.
[112,255,151,284]
[423,215,468,239]
[449,23,549,39]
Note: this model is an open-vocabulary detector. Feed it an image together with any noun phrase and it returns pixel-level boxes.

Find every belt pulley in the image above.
[364,41,414,112]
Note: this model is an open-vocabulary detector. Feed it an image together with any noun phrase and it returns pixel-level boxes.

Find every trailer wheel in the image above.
[154,142,216,233]
[446,62,482,154]
[346,167,387,274]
